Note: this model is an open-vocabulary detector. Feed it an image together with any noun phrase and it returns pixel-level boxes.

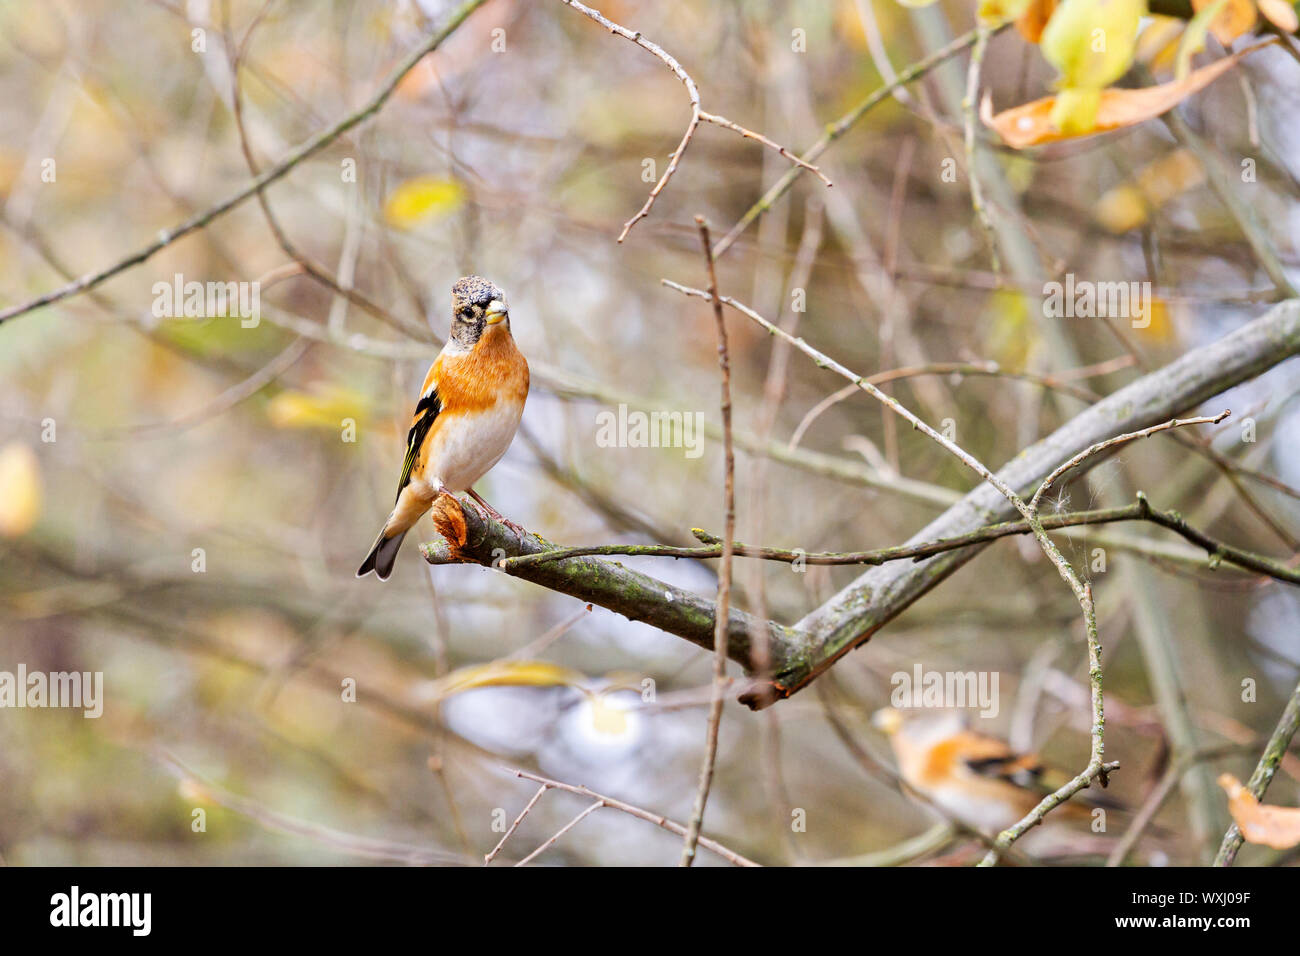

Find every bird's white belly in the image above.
[929,785,1018,832]
[428,401,523,492]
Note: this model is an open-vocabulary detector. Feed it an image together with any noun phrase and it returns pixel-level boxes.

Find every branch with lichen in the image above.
[418,494,800,680]
[1214,677,1300,865]
[428,300,1300,710]
[502,495,1300,585]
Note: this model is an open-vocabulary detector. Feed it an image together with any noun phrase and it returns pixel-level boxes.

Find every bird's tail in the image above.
[356,526,409,580]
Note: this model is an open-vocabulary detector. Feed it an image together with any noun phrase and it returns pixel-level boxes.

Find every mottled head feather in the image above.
[448,275,508,350]
[452,276,504,315]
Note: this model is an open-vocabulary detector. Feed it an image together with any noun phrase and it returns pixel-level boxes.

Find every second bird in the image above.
[357,275,530,580]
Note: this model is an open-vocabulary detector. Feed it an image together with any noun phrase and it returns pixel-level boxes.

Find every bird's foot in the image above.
[465,492,527,542]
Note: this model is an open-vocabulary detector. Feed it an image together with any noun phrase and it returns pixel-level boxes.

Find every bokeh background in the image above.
[1,0,1299,866]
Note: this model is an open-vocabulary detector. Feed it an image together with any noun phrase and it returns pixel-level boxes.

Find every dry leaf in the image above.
[982,40,1274,148]
[1015,0,1059,42]
[1191,0,1257,45]
[428,660,587,702]
[1219,773,1300,849]
[1258,0,1300,31]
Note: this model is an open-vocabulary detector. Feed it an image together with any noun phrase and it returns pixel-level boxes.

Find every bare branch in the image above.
[558,0,829,243]
[509,769,759,866]
[0,0,491,326]
[680,217,735,867]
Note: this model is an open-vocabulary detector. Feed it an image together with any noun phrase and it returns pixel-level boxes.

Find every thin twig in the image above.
[1214,677,1300,865]
[510,769,759,866]
[557,0,828,244]
[0,0,490,326]
[501,497,1300,585]
[786,358,1126,451]
[680,217,735,866]
[662,278,1113,857]
[514,799,604,867]
[1030,411,1231,513]
[484,785,548,865]
[963,22,1001,276]
[221,2,422,339]
[713,23,1010,258]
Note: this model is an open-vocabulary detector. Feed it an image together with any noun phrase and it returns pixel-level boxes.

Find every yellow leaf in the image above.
[1219,773,1300,849]
[1040,0,1145,90]
[382,176,465,230]
[1095,148,1205,232]
[1190,0,1257,47]
[1049,86,1103,134]
[428,660,587,701]
[266,385,369,431]
[980,0,1035,23]
[0,442,41,538]
[1258,0,1299,31]
[982,40,1271,147]
[1138,297,1175,343]
[1095,184,1150,232]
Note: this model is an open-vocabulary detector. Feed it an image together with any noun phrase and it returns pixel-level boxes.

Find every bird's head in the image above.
[449,275,509,349]
[873,706,966,744]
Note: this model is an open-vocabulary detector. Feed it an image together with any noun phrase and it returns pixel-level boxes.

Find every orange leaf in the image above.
[1219,774,1300,850]
[982,39,1276,148]
[1016,0,1058,42]
[1191,0,1257,44]
[1259,0,1299,32]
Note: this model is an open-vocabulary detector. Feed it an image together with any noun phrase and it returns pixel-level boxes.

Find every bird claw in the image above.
[465,497,527,543]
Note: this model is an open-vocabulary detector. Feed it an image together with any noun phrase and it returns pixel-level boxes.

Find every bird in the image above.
[873,707,1122,834]
[357,275,529,580]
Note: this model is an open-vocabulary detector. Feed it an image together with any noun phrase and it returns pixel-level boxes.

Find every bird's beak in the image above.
[485,300,509,325]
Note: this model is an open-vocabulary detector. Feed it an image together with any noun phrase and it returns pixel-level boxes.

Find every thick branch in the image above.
[418,496,801,677]
[427,303,1300,709]
[781,299,1300,706]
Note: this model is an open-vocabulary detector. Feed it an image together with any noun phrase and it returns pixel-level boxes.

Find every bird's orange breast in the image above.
[436,324,529,414]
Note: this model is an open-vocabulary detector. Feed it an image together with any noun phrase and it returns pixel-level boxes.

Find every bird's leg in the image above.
[466,488,526,540]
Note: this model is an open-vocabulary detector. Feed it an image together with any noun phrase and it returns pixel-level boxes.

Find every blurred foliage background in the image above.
[1,0,1299,866]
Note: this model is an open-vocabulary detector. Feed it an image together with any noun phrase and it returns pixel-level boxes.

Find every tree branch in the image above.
[771,298,1300,707]
[418,495,800,677]
[0,0,490,326]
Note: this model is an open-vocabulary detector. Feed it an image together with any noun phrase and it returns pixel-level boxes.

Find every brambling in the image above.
[873,707,1120,834]
[357,276,530,580]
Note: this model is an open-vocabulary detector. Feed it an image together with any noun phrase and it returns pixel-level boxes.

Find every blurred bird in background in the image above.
[358,276,530,580]
[873,707,1124,836]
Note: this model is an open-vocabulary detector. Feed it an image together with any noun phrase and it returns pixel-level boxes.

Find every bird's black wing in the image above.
[395,387,441,502]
